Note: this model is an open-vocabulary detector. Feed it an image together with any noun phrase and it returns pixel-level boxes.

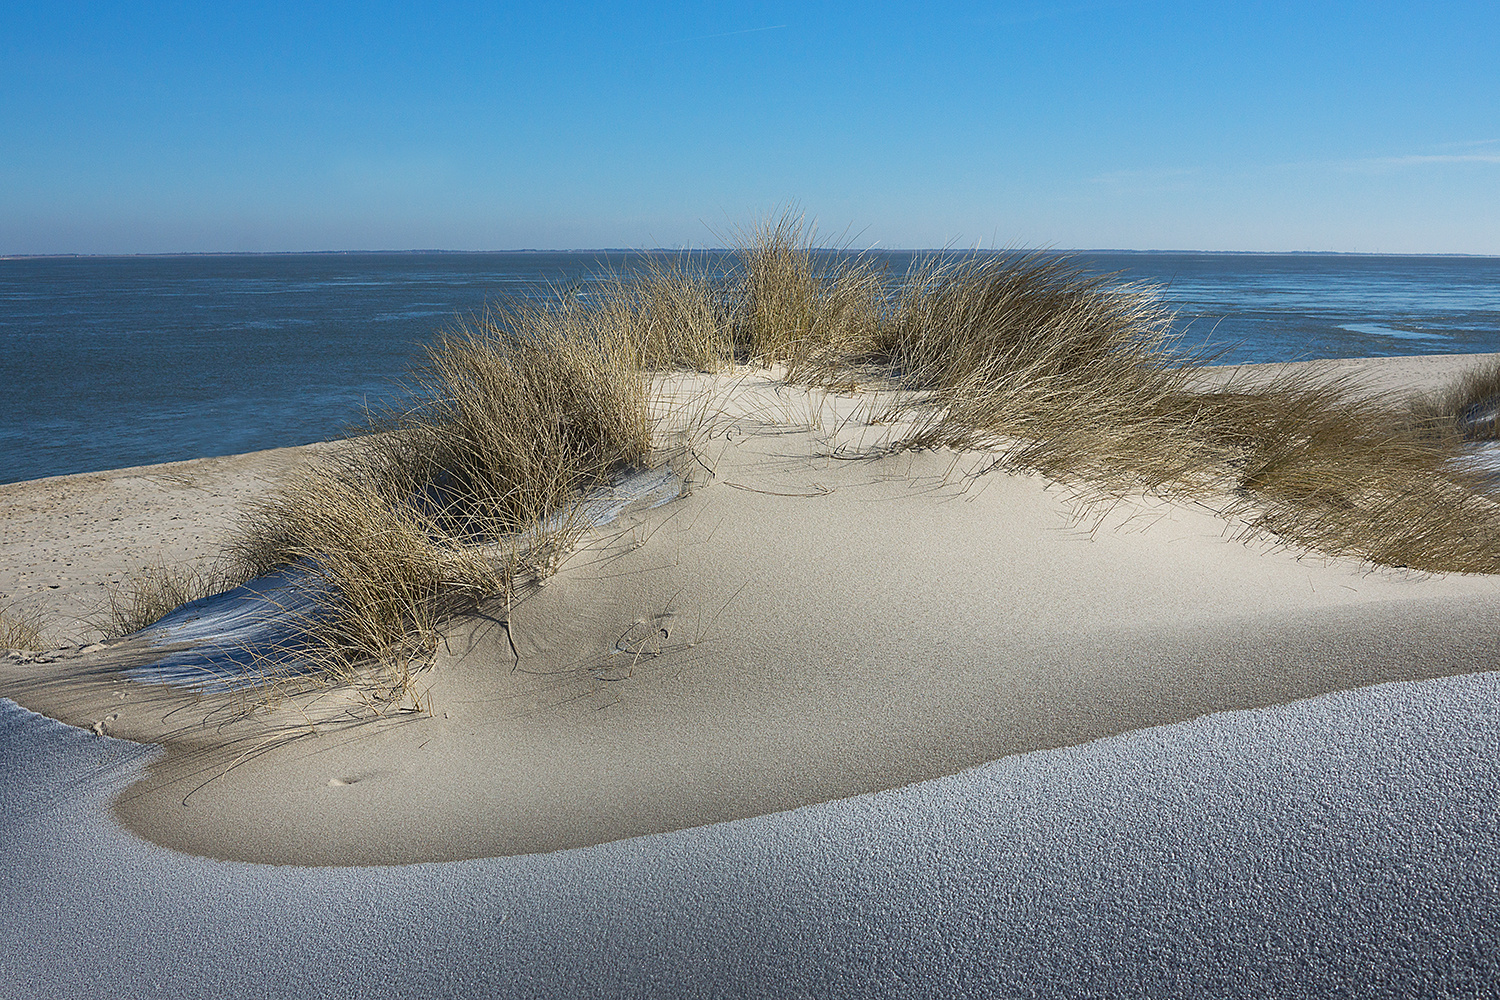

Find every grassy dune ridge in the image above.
[89,213,1500,701]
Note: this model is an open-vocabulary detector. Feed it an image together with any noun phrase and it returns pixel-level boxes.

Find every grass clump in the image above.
[864,251,1221,491]
[587,258,735,372]
[230,315,651,695]
[1,603,53,650]
[232,464,507,686]
[730,214,888,375]
[358,318,650,540]
[100,561,247,639]
[1409,356,1500,441]
[1198,377,1500,572]
[763,241,1500,574]
[576,214,888,377]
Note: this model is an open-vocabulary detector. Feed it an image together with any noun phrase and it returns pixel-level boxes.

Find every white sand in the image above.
[3,353,1500,993]
[3,674,1497,997]
[1190,351,1500,398]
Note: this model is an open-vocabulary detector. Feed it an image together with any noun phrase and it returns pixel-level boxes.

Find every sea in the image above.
[2,250,1498,486]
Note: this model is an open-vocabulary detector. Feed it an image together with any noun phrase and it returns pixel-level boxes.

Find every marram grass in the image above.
[127,209,1500,705]
[98,560,248,641]
[226,318,651,700]
[1,603,53,651]
[1408,355,1500,442]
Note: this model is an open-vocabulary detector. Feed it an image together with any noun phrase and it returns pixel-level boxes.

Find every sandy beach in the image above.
[4,353,1500,995]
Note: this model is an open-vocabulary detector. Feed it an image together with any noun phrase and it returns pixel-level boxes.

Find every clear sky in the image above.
[3,1,1496,255]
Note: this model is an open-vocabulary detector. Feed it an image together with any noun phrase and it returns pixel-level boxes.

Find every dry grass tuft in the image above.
[859,251,1217,491]
[784,248,1500,574]
[359,317,651,540]
[99,561,249,639]
[1409,356,1500,442]
[730,213,889,375]
[230,311,652,699]
[1191,375,1500,572]
[589,257,735,372]
[1,603,54,650]
[572,212,889,378]
[232,464,507,689]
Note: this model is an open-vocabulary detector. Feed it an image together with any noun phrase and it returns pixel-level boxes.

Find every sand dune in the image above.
[2,354,1500,993]
[2,354,1499,869]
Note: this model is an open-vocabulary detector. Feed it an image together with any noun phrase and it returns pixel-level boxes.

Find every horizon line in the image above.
[6,248,1499,261]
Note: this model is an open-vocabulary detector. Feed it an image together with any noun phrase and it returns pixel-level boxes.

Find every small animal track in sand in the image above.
[327,771,386,787]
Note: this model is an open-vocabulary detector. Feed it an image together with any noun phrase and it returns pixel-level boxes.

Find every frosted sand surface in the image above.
[3,674,1497,997]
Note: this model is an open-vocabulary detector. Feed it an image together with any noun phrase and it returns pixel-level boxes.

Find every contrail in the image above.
[671,24,787,44]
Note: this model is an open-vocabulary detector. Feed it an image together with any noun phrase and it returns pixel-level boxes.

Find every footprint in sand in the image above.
[327,771,385,787]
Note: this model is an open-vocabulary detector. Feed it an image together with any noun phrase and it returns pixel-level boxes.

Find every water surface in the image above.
[3,250,1496,485]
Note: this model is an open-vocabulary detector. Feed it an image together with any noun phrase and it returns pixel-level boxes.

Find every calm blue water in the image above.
[2,250,1497,485]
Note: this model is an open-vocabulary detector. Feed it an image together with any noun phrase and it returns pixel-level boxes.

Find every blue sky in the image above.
[3,1,1496,254]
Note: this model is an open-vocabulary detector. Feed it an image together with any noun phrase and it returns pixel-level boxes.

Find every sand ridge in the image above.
[3,354,1500,864]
